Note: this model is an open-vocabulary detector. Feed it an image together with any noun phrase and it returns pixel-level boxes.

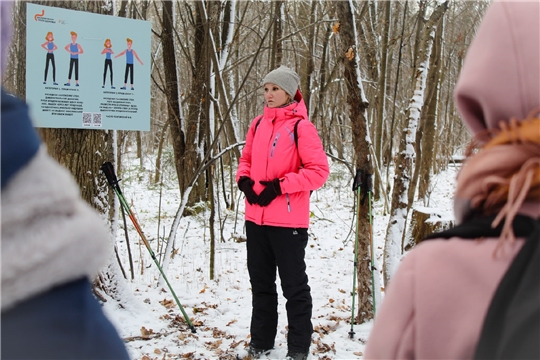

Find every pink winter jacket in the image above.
[364,206,540,360]
[366,2,540,358]
[236,90,329,228]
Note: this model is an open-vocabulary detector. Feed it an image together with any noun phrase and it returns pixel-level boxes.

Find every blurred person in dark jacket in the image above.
[1,3,130,359]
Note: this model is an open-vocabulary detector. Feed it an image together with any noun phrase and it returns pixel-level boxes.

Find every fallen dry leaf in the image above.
[205,339,223,350]
[140,326,154,336]
[229,339,245,349]
[159,299,175,309]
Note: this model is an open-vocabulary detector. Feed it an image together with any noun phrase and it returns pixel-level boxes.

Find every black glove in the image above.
[258,179,282,206]
[238,176,258,205]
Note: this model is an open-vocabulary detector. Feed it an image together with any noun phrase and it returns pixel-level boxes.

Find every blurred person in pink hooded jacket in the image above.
[364,2,540,359]
[236,66,329,360]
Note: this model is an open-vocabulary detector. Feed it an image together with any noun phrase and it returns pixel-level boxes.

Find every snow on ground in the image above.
[102,153,459,360]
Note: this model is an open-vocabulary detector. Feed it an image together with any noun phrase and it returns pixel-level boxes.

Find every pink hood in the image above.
[454,1,540,138]
[237,90,329,228]
[366,3,540,359]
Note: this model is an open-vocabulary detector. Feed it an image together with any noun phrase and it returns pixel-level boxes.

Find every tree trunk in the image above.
[31,1,114,214]
[384,0,408,173]
[160,0,187,193]
[417,19,444,203]
[154,121,169,184]
[270,1,284,69]
[382,1,448,287]
[408,15,444,207]
[335,0,375,324]
[374,1,391,201]
[22,0,123,301]
[184,1,211,207]
[300,1,317,115]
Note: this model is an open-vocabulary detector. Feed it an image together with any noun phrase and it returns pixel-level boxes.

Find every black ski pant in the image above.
[103,59,113,86]
[246,221,313,353]
[124,64,134,85]
[68,58,78,81]
[44,53,55,82]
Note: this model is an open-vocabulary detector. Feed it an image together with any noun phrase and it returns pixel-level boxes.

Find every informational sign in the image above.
[26,3,151,131]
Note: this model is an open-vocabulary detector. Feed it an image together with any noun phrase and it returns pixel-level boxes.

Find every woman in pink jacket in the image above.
[236,66,329,360]
[365,2,540,359]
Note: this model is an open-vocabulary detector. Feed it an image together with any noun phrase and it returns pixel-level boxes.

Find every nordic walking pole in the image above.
[366,173,377,316]
[100,162,197,333]
[349,169,363,339]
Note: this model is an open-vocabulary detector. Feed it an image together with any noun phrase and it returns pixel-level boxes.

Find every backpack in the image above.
[424,215,540,359]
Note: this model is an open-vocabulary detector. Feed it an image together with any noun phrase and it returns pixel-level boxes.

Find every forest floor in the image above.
[102,153,457,360]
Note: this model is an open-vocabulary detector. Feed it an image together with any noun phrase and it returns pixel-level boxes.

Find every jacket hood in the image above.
[1,90,41,189]
[454,1,540,138]
[263,89,309,122]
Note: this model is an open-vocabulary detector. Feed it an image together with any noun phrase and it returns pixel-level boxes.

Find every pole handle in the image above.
[100,161,196,333]
[100,161,121,189]
[352,169,364,191]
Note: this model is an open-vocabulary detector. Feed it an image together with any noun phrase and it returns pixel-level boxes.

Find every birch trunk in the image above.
[417,19,444,203]
[383,1,448,287]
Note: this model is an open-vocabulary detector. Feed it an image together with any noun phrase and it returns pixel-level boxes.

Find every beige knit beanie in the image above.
[262,65,300,98]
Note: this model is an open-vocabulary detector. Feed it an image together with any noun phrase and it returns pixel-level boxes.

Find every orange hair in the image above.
[45,31,54,41]
[70,31,77,37]
[126,38,132,44]
[104,39,112,48]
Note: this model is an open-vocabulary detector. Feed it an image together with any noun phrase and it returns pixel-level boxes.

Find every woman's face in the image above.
[264,83,290,108]
[47,33,53,41]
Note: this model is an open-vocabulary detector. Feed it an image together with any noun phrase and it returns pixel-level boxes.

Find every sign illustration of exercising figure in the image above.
[115,38,143,90]
[64,31,83,86]
[101,38,115,89]
[41,31,58,85]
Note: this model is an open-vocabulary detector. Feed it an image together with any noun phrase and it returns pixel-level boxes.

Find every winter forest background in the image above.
[3,0,490,359]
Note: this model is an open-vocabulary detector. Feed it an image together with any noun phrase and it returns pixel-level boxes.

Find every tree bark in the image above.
[184,1,212,207]
[300,1,317,115]
[374,1,391,201]
[31,1,114,215]
[21,0,123,301]
[335,0,375,324]
[160,0,187,193]
[417,19,444,203]
[383,1,448,287]
[270,1,284,69]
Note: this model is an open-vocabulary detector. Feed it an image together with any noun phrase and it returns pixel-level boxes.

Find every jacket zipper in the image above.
[270,133,280,158]
[286,193,291,212]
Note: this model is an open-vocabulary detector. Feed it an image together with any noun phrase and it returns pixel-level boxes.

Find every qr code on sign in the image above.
[82,112,92,127]
[93,113,102,127]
